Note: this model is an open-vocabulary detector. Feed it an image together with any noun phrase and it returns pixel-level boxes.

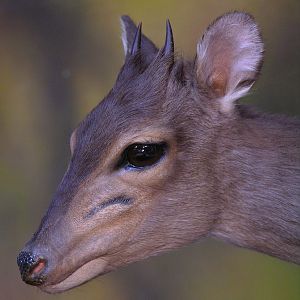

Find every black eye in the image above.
[119,143,167,169]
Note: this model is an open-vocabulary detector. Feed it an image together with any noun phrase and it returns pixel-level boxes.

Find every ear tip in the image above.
[120,15,131,21]
[231,11,264,52]
[222,11,260,31]
[223,11,255,20]
[210,11,263,45]
[120,15,136,28]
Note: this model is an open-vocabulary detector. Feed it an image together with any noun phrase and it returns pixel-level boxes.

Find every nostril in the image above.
[31,259,46,276]
[17,251,47,286]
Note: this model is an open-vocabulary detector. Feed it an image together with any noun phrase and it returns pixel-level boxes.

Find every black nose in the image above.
[17,251,47,286]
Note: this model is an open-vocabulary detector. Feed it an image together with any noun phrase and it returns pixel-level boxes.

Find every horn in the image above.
[162,19,174,55]
[131,22,142,55]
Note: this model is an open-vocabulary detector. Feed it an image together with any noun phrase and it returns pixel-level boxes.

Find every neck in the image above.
[212,107,300,264]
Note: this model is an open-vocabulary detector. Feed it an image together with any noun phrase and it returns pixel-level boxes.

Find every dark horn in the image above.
[163,19,174,55]
[131,22,142,55]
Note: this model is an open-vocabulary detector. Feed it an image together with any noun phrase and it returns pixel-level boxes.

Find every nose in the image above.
[17,251,47,286]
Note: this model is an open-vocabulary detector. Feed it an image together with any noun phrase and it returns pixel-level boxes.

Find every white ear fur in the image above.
[120,15,137,55]
[196,12,264,113]
[120,18,128,55]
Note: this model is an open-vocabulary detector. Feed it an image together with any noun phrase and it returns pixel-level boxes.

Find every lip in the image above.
[40,256,108,294]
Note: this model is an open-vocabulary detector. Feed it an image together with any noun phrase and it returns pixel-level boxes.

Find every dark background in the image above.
[1,1,299,299]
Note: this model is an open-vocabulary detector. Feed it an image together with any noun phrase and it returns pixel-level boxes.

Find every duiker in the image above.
[17,12,300,293]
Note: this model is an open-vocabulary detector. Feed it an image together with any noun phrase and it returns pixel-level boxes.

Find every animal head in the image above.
[17,12,263,293]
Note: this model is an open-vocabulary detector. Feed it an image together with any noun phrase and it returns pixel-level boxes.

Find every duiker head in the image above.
[17,12,263,293]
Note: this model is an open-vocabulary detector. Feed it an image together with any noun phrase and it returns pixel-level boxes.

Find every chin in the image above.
[40,257,108,294]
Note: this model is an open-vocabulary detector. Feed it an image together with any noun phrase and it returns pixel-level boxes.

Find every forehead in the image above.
[71,80,166,177]
[75,57,177,150]
[77,88,163,149]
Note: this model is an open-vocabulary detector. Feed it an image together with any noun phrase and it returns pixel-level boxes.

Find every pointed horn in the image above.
[163,19,174,55]
[131,22,142,55]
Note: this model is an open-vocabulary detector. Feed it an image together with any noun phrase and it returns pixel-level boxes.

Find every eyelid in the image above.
[122,139,167,151]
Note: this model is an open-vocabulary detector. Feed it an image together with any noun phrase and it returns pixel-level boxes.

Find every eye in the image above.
[118,143,167,169]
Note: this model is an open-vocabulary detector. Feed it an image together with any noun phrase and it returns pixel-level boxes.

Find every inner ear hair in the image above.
[70,129,77,155]
[196,12,264,113]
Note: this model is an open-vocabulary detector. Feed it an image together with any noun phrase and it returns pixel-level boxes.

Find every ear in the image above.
[195,12,264,113]
[120,15,158,57]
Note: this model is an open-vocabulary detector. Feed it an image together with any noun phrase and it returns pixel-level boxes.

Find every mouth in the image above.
[40,256,108,294]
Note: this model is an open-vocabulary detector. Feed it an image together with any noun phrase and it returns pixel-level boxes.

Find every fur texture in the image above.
[18,12,300,294]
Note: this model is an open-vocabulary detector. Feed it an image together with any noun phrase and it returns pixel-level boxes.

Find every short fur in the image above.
[18,12,300,294]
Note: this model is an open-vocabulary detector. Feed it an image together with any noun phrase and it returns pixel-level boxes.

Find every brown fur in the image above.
[18,12,300,294]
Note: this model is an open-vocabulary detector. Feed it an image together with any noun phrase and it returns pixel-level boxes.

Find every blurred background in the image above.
[1,0,299,299]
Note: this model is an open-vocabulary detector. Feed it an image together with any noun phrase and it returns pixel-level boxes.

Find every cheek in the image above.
[67,205,146,259]
[65,180,149,249]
